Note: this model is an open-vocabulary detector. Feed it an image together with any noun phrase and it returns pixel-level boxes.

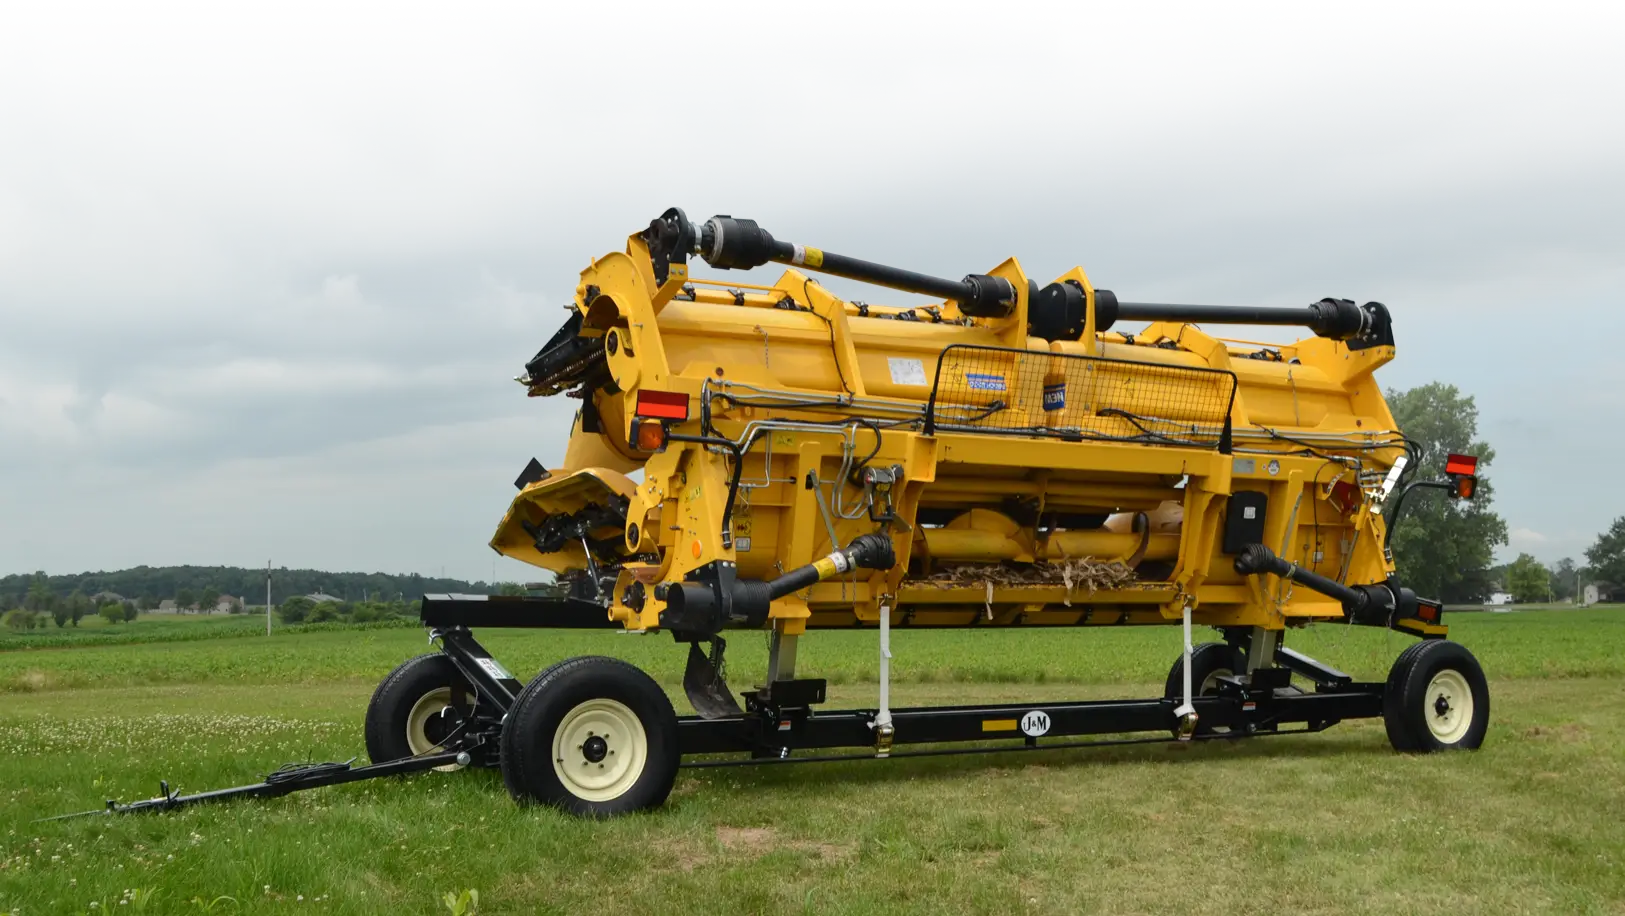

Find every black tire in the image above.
[1383,639,1490,753]
[364,654,475,765]
[497,657,574,801]
[499,656,679,817]
[1381,640,1435,752]
[1164,642,1244,737]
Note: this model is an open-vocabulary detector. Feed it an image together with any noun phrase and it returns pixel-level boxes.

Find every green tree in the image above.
[1549,558,1578,601]
[494,582,527,597]
[1505,553,1549,604]
[2,609,35,631]
[277,596,314,624]
[199,587,220,613]
[1385,383,1509,603]
[176,588,196,613]
[51,604,70,627]
[98,603,124,625]
[1585,517,1625,587]
[123,601,139,622]
[66,590,91,627]
[24,574,55,612]
[308,605,340,624]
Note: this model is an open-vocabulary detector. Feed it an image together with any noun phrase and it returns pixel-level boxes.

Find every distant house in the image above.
[1583,583,1618,606]
[216,595,244,613]
[305,592,342,604]
[91,591,125,605]
[157,599,178,613]
[1485,591,1514,606]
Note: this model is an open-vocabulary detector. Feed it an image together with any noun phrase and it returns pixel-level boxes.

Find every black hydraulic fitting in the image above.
[957,274,1018,319]
[1031,280,1088,341]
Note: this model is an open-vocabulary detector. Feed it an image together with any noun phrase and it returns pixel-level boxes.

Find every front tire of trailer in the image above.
[1383,640,1489,753]
[365,654,476,770]
[500,656,679,817]
[1164,642,1243,736]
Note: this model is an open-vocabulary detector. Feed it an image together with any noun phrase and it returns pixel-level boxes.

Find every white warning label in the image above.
[888,357,928,386]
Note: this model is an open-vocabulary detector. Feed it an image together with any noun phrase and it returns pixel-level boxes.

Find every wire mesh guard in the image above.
[924,345,1237,448]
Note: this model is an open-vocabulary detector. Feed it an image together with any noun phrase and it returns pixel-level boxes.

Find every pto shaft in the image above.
[702,216,1017,318]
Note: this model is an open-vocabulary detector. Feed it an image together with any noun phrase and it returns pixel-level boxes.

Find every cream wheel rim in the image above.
[551,698,648,802]
[406,687,470,771]
[1201,668,1233,695]
[1425,669,1473,744]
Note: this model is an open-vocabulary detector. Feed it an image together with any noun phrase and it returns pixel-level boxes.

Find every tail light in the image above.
[631,389,688,452]
[1445,453,1479,500]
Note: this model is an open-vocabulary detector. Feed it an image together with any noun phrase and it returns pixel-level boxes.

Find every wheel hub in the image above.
[582,734,609,763]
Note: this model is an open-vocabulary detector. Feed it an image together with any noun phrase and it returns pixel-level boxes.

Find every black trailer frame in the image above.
[51,593,1398,820]
[422,594,1386,764]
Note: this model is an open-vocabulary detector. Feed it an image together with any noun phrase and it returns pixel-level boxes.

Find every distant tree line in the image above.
[0,565,490,613]
[1489,516,1625,604]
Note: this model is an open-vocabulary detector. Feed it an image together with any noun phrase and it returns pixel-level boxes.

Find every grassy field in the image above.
[2,610,1623,914]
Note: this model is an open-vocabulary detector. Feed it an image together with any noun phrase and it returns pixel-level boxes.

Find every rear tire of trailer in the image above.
[365,654,476,771]
[1164,642,1243,737]
[500,656,679,817]
[1383,639,1489,753]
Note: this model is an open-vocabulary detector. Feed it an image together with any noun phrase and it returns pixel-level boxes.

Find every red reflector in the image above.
[635,389,689,421]
[1417,603,1441,623]
[1329,480,1359,513]
[1445,453,1478,476]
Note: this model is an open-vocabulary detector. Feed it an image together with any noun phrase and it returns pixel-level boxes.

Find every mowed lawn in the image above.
[2,610,1623,915]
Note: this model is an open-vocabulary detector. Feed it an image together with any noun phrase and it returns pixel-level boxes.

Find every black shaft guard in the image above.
[684,639,743,719]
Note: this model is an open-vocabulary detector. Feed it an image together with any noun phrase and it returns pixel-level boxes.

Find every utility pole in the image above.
[266,560,272,637]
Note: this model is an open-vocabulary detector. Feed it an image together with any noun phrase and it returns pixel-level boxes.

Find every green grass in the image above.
[3,609,1624,914]
[0,614,420,653]
[4,608,1623,696]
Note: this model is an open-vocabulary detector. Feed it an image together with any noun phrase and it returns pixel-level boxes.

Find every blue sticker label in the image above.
[1043,382,1066,411]
[965,372,1006,392]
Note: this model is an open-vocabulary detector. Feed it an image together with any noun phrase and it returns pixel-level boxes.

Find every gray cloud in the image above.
[3,2,1622,579]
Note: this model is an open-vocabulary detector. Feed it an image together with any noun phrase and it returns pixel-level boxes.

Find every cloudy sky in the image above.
[2,2,1620,582]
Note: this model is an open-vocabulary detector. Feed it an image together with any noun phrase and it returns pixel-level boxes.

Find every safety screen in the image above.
[923,344,1237,449]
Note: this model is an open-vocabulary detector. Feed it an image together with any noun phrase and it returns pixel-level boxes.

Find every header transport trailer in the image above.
[64,208,1491,820]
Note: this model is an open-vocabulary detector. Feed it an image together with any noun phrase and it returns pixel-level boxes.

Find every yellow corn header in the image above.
[496,208,1443,640]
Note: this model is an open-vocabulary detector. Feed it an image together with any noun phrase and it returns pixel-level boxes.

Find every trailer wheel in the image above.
[1164,642,1243,736]
[1383,639,1489,752]
[365,654,476,770]
[500,656,679,816]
